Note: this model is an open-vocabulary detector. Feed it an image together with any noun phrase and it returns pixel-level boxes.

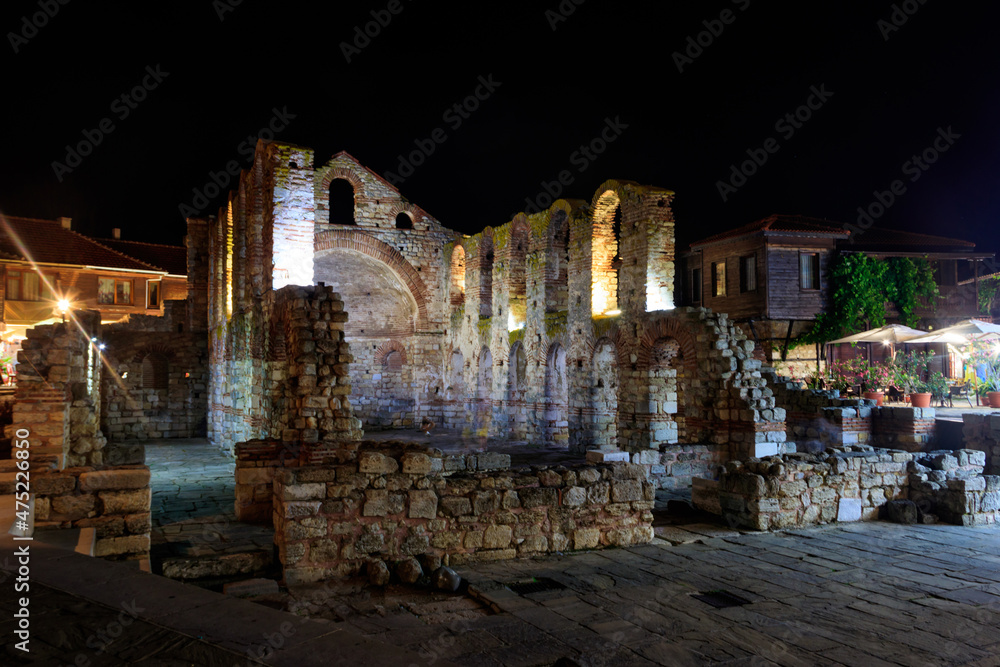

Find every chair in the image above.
[949,382,974,408]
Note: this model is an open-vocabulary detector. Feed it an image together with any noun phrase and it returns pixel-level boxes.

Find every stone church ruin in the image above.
[5,139,1000,581]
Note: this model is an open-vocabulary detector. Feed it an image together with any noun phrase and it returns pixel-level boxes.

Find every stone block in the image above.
[99,488,151,514]
[51,494,97,520]
[611,480,643,503]
[79,468,150,492]
[363,489,389,516]
[281,482,326,501]
[573,527,600,550]
[886,500,918,524]
[483,524,512,549]
[93,535,150,558]
[408,490,438,519]
[400,452,433,474]
[440,496,472,516]
[563,486,587,507]
[837,498,862,522]
[358,452,399,474]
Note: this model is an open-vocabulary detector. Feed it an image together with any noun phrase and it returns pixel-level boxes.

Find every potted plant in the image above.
[915,371,948,408]
[891,351,934,407]
[859,361,891,405]
[968,343,1000,408]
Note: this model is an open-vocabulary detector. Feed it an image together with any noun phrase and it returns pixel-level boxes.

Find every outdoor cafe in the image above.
[822,319,1000,409]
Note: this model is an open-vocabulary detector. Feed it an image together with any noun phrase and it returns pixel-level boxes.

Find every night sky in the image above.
[3,1,998,256]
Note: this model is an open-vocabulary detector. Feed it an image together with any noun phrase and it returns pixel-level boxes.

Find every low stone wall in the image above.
[3,464,152,560]
[695,446,986,530]
[909,451,999,526]
[764,370,937,454]
[631,443,730,490]
[963,413,1000,474]
[271,444,654,584]
[872,407,936,451]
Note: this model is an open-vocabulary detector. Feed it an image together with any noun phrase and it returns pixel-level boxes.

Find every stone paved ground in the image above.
[324,522,1000,666]
[141,438,1000,665]
[147,439,275,579]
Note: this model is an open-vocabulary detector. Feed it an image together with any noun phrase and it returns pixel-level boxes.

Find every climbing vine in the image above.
[797,254,938,346]
[979,276,1000,315]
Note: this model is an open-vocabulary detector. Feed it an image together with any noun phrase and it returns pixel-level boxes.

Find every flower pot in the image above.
[863,391,884,406]
[910,392,932,408]
[988,392,1000,409]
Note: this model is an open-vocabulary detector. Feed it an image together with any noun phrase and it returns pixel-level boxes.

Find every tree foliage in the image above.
[978,276,1000,315]
[797,254,938,346]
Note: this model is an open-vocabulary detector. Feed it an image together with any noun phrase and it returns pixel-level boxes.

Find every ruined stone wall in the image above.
[963,413,1000,474]
[270,443,653,584]
[8,311,105,468]
[765,368,937,454]
[204,143,792,468]
[694,446,991,530]
[25,465,151,560]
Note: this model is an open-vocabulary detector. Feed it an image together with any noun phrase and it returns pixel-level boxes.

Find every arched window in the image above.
[395,212,413,229]
[450,245,466,306]
[592,191,621,315]
[141,353,169,390]
[328,179,355,225]
[479,237,494,319]
[384,350,403,371]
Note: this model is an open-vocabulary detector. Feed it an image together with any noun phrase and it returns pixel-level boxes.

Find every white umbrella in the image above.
[827,324,928,345]
[904,319,1000,345]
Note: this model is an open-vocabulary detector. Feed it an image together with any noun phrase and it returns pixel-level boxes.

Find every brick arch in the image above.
[130,342,175,364]
[387,203,420,226]
[317,167,365,194]
[635,317,698,374]
[373,339,408,366]
[314,229,429,329]
[582,324,631,369]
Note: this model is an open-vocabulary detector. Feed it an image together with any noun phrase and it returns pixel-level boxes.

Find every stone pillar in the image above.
[268,143,315,289]
[185,217,210,333]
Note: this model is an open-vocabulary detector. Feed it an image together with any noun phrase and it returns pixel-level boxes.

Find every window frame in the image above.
[5,269,51,302]
[799,253,821,291]
[690,267,702,304]
[711,261,727,297]
[740,254,757,294]
[98,277,134,305]
[146,279,161,309]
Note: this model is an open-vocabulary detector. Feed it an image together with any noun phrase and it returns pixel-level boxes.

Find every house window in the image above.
[800,253,820,290]
[740,255,757,293]
[691,267,702,303]
[5,271,50,301]
[99,277,132,305]
[711,261,727,297]
[147,280,161,309]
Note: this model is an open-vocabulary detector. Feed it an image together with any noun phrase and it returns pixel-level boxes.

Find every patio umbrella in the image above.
[904,319,1000,345]
[827,324,929,368]
[828,324,928,345]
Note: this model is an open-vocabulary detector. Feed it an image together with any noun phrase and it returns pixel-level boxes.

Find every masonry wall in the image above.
[271,443,654,584]
[963,413,1000,474]
[694,446,993,530]
[7,311,105,468]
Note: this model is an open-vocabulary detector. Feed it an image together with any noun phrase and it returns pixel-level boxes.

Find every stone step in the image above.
[161,549,272,581]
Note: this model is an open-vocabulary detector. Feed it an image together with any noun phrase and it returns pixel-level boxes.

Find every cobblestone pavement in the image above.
[309,521,1000,666]
[147,439,274,578]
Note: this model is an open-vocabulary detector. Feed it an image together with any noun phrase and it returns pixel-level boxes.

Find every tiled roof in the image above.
[96,238,187,275]
[690,214,850,247]
[0,216,161,272]
[843,227,976,251]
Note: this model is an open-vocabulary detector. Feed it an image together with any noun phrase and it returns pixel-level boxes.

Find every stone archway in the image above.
[544,342,569,446]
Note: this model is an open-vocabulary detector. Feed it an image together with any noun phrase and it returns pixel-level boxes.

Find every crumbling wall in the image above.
[694,446,992,530]
[963,413,1000,474]
[270,443,654,584]
[8,311,105,468]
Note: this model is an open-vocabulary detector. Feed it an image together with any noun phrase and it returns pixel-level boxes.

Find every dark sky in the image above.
[2,1,998,255]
